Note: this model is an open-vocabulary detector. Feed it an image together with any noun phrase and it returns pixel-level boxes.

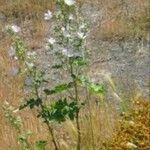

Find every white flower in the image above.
[126,142,137,149]
[64,32,71,38]
[27,51,36,56]
[79,24,86,30]
[62,48,74,57]
[27,51,36,59]
[44,10,52,20]
[61,27,66,32]
[48,38,56,45]
[45,45,50,50]
[11,25,21,33]
[77,32,86,39]
[6,25,21,33]
[69,14,74,20]
[25,62,34,69]
[64,0,76,6]
[61,27,71,38]
[62,48,68,56]
[14,56,18,60]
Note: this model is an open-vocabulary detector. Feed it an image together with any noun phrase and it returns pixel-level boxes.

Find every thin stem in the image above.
[42,108,60,150]
[74,81,81,150]
[69,61,81,150]
[34,86,60,150]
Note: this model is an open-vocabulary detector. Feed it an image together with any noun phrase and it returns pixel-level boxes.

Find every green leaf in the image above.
[77,76,106,95]
[89,83,106,95]
[77,76,89,86]
[72,57,87,66]
[39,99,80,123]
[52,64,63,69]
[44,82,73,95]
[18,131,32,150]
[15,38,26,60]
[35,140,47,150]
[19,98,42,110]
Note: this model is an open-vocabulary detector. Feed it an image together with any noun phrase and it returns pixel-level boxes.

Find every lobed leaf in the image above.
[19,98,42,110]
[44,82,74,95]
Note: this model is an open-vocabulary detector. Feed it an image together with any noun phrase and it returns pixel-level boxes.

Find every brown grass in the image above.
[0,0,149,150]
[0,0,54,20]
[0,40,119,149]
[0,0,149,42]
[0,30,118,150]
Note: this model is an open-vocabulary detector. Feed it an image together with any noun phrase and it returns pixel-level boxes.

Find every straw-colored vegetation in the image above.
[0,0,149,150]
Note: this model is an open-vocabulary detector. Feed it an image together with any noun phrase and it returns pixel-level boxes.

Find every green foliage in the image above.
[7,27,16,36]
[4,1,107,150]
[27,69,46,89]
[39,99,80,123]
[19,98,42,110]
[7,29,26,60]
[3,103,22,132]
[3,103,33,150]
[52,64,63,69]
[71,56,88,67]
[89,83,105,95]
[18,131,32,150]
[35,140,47,150]
[44,82,74,95]
[78,76,106,95]
[15,37,26,60]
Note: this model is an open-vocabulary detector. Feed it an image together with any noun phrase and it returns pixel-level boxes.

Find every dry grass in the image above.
[0,35,52,150]
[0,30,118,150]
[58,98,120,150]
[88,0,150,40]
[0,41,22,150]
[0,0,149,45]
[0,0,54,20]
[0,0,149,150]
[0,39,119,149]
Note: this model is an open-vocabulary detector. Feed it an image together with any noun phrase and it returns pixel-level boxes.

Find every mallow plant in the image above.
[3,102,30,150]
[5,0,105,150]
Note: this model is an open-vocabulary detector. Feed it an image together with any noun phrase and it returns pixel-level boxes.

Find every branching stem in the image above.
[35,86,60,150]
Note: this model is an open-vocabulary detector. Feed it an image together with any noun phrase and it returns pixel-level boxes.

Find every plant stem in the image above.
[35,87,60,150]
[74,82,81,150]
[70,62,81,150]
[44,120,60,150]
